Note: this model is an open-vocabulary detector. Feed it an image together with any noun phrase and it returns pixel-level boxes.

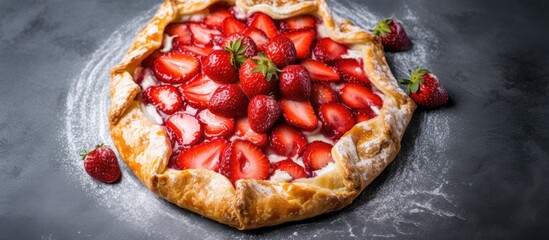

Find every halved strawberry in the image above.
[204,7,233,27]
[355,107,378,123]
[166,112,203,146]
[234,117,268,147]
[279,99,318,131]
[153,52,200,84]
[300,59,340,82]
[173,44,214,58]
[271,159,308,180]
[313,38,348,62]
[310,83,339,109]
[269,123,307,157]
[179,74,222,109]
[165,23,193,46]
[340,83,383,109]
[188,23,222,45]
[242,27,269,51]
[222,17,246,36]
[333,58,370,84]
[176,139,230,171]
[220,140,271,184]
[247,12,278,39]
[303,141,334,172]
[279,15,316,30]
[143,85,184,115]
[279,28,316,59]
[318,103,356,140]
[197,109,235,139]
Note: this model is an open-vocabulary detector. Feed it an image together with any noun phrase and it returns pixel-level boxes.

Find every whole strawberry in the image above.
[222,33,258,58]
[279,65,312,101]
[248,95,281,133]
[81,144,121,183]
[400,67,448,109]
[264,36,296,68]
[373,18,409,52]
[239,53,281,98]
[209,84,249,117]
[203,37,249,84]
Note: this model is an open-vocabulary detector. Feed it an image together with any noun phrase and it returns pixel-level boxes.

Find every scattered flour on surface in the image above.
[60,2,461,239]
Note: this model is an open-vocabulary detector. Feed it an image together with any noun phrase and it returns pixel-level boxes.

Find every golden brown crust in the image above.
[108,0,415,230]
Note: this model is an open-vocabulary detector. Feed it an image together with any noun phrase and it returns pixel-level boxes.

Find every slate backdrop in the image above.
[1,0,548,239]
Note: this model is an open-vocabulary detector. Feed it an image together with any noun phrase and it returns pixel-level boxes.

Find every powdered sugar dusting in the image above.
[59,1,458,238]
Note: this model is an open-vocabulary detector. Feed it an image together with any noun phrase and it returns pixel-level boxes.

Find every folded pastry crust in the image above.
[108,0,415,230]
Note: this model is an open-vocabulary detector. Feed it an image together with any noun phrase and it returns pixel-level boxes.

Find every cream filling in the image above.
[140,103,164,125]
[269,170,293,182]
[159,34,175,53]
[140,68,159,91]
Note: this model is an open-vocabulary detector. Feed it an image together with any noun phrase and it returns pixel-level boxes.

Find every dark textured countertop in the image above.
[1,0,548,239]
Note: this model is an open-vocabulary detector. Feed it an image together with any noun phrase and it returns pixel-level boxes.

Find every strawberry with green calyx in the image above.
[203,37,249,84]
[400,67,449,109]
[239,53,282,97]
[373,18,409,52]
[81,143,121,184]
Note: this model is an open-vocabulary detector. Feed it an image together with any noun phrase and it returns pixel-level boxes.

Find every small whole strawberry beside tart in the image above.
[107,0,428,230]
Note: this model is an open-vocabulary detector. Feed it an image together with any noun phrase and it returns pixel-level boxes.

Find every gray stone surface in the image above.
[1,0,548,239]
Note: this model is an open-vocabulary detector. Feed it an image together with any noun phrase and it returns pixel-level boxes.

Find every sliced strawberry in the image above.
[222,17,246,36]
[153,52,200,84]
[340,83,383,109]
[173,44,214,58]
[318,103,356,140]
[204,8,233,27]
[279,28,316,59]
[242,27,269,51]
[310,83,339,109]
[313,38,348,62]
[269,123,307,157]
[333,58,370,84]
[234,117,268,147]
[179,74,222,109]
[247,95,281,133]
[279,15,316,30]
[166,112,203,146]
[271,159,308,180]
[142,50,162,69]
[143,85,184,115]
[165,23,193,46]
[303,141,334,172]
[220,140,271,184]
[188,23,222,45]
[300,59,340,82]
[209,84,249,117]
[176,139,230,171]
[279,99,318,131]
[355,107,378,123]
[197,109,235,139]
[247,12,278,39]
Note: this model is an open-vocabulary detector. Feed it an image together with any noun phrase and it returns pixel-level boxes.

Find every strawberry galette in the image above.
[108,0,415,230]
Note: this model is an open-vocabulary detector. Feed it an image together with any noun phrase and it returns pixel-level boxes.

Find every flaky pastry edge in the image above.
[108,0,416,230]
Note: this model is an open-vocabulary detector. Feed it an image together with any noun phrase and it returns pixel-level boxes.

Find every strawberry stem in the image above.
[400,66,430,94]
[251,52,282,81]
[373,19,393,36]
[223,37,248,69]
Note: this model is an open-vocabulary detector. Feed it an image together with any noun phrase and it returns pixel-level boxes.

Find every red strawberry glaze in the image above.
[137,5,387,185]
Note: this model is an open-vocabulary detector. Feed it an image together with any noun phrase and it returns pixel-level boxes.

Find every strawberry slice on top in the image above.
[153,52,200,84]
[279,15,316,30]
[303,141,334,172]
[179,74,222,110]
[279,28,316,59]
[333,58,370,84]
[242,27,269,51]
[166,112,203,147]
[222,17,246,36]
[318,103,356,140]
[313,38,348,62]
[279,99,318,131]
[269,123,308,157]
[300,59,340,82]
[188,23,222,45]
[271,159,309,180]
[234,117,268,148]
[164,23,193,47]
[143,85,184,115]
[197,109,235,139]
[247,12,278,39]
[177,139,230,171]
[340,83,383,109]
[173,44,214,58]
[310,83,339,109]
[204,7,233,27]
[221,140,271,185]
